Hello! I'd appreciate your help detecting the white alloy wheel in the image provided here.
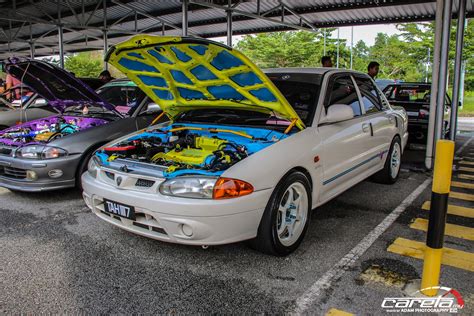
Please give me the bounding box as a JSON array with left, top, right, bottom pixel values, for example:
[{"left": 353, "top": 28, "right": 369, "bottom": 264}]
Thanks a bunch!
[
  {"left": 276, "top": 182, "right": 309, "bottom": 247},
  {"left": 390, "top": 142, "right": 401, "bottom": 179}
]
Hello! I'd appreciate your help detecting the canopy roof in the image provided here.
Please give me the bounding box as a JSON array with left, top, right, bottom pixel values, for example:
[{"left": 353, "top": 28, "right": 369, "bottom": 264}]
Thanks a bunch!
[{"left": 0, "top": 0, "right": 472, "bottom": 59}]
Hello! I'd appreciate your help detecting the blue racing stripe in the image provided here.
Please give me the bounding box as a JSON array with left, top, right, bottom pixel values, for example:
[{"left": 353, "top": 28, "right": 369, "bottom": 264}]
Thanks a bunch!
[{"left": 323, "top": 150, "right": 388, "bottom": 185}]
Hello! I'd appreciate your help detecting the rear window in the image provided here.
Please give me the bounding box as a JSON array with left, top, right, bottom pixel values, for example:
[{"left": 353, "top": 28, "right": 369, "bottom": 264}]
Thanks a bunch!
[
  {"left": 386, "top": 85, "right": 431, "bottom": 103},
  {"left": 267, "top": 73, "right": 322, "bottom": 125}
]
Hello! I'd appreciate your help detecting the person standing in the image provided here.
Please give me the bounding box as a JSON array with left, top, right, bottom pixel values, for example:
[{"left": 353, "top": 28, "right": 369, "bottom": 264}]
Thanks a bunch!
[
  {"left": 5, "top": 73, "right": 21, "bottom": 100},
  {"left": 367, "top": 61, "right": 380, "bottom": 79},
  {"left": 321, "top": 56, "right": 333, "bottom": 67}
]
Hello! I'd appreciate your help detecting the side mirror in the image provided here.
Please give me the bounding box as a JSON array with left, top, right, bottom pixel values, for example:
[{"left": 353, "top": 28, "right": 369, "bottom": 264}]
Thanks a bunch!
[
  {"left": 459, "top": 101, "right": 462, "bottom": 108},
  {"left": 145, "top": 103, "right": 161, "bottom": 114},
  {"left": 320, "top": 104, "right": 354, "bottom": 124}
]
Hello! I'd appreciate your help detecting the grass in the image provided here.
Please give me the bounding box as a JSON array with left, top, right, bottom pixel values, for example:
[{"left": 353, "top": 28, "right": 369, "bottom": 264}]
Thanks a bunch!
[{"left": 460, "top": 94, "right": 474, "bottom": 117}]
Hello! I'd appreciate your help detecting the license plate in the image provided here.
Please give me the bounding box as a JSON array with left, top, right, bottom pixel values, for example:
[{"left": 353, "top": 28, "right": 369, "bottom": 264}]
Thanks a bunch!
[
  {"left": 407, "top": 111, "right": 419, "bottom": 117},
  {"left": 103, "top": 199, "right": 136, "bottom": 220}
]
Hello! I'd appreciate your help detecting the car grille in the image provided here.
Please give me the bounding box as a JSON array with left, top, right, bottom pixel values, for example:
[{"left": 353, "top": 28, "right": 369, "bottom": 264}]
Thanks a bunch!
[
  {"left": 135, "top": 178, "right": 155, "bottom": 188},
  {"left": 0, "top": 166, "right": 27, "bottom": 179}
]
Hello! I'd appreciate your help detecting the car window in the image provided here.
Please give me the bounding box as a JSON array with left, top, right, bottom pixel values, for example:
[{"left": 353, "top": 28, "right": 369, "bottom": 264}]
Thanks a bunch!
[
  {"left": 354, "top": 76, "right": 383, "bottom": 114},
  {"left": 387, "top": 85, "right": 431, "bottom": 103},
  {"left": 96, "top": 84, "right": 141, "bottom": 115},
  {"left": 325, "top": 75, "right": 361, "bottom": 117}
]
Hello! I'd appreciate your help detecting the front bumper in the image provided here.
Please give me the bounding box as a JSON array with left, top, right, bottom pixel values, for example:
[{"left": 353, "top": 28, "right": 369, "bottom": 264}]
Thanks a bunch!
[
  {"left": 82, "top": 172, "right": 272, "bottom": 246},
  {"left": 0, "top": 154, "right": 81, "bottom": 192}
]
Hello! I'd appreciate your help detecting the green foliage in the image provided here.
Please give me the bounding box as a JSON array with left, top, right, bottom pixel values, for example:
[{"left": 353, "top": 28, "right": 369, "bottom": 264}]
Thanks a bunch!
[
  {"left": 235, "top": 29, "right": 347, "bottom": 68},
  {"left": 64, "top": 52, "right": 103, "bottom": 77},
  {"left": 235, "top": 20, "right": 473, "bottom": 92}
]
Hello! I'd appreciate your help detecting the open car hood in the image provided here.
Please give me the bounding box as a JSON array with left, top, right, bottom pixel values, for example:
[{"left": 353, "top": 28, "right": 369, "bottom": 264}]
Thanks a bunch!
[
  {"left": 4, "top": 59, "right": 117, "bottom": 114},
  {"left": 105, "top": 35, "right": 304, "bottom": 129}
]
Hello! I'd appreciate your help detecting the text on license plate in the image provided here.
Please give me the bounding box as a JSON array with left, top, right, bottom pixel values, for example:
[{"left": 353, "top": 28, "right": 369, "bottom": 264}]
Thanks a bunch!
[{"left": 103, "top": 199, "right": 136, "bottom": 220}]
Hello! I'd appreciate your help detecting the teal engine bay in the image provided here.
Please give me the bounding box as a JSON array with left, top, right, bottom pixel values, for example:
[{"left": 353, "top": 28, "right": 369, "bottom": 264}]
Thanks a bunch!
[{"left": 95, "top": 123, "right": 289, "bottom": 178}]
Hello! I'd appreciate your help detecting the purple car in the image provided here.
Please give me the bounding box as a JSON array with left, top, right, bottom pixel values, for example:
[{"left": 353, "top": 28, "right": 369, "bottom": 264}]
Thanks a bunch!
[{"left": 0, "top": 59, "right": 163, "bottom": 192}]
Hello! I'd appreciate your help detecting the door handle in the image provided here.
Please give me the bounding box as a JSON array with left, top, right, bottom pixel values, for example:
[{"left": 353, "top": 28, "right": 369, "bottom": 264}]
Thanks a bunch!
[{"left": 362, "top": 123, "right": 371, "bottom": 133}]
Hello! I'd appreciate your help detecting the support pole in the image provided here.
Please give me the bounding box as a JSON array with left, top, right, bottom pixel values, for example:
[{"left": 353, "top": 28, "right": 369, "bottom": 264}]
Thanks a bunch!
[
  {"left": 425, "top": 0, "right": 445, "bottom": 170},
  {"left": 434, "top": 0, "right": 452, "bottom": 143},
  {"left": 29, "top": 42, "right": 35, "bottom": 59},
  {"left": 58, "top": 25, "right": 64, "bottom": 68},
  {"left": 323, "top": 30, "right": 326, "bottom": 56},
  {"left": 336, "top": 28, "right": 339, "bottom": 68},
  {"left": 449, "top": 0, "right": 467, "bottom": 141},
  {"left": 421, "top": 140, "right": 454, "bottom": 296},
  {"left": 226, "top": 0, "right": 232, "bottom": 46},
  {"left": 182, "top": 0, "right": 188, "bottom": 36},
  {"left": 103, "top": 0, "right": 108, "bottom": 70},
  {"left": 350, "top": 26, "right": 353, "bottom": 69},
  {"left": 57, "top": 0, "right": 64, "bottom": 68}
]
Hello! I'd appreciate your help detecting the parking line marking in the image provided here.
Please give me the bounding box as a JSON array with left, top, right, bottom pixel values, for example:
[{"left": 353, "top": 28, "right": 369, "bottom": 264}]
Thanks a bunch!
[
  {"left": 460, "top": 160, "right": 474, "bottom": 166},
  {"left": 294, "top": 179, "right": 431, "bottom": 314},
  {"left": 422, "top": 201, "right": 474, "bottom": 218},
  {"left": 456, "top": 136, "right": 473, "bottom": 155},
  {"left": 326, "top": 308, "right": 353, "bottom": 316},
  {"left": 458, "top": 174, "right": 474, "bottom": 180},
  {"left": 459, "top": 166, "right": 474, "bottom": 173},
  {"left": 449, "top": 191, "right": 474, "bottom": 201},
  {"left": 410, "top": 218, "right": 474, "bottom": 241},
  {"left": 451, "top": 181, "right": 474, "bottom": 190},
  {"left": 387, "top": 238, "right": 474, "bottom": 272}
]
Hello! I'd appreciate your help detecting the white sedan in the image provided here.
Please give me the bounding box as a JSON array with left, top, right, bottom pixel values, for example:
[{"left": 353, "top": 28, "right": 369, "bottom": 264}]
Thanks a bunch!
[{"left": 82, "top": 35, "right": 408, "bottom": 256}]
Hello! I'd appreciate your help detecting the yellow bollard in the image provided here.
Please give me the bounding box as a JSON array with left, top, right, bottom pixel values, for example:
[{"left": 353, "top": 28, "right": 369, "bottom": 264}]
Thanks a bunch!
[{"left": 421, "top": 140, "right": 455, "bottom": 296}]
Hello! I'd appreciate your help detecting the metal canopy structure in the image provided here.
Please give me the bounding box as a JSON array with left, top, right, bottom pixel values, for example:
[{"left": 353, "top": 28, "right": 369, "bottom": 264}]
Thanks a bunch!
[{"left": 0, "top": 0, "right": 473, "bottom": 59}]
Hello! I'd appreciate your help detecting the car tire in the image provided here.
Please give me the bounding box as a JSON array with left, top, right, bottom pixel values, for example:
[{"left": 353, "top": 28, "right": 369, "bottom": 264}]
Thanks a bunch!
[
  {"left": 372, "top": 136, "right": 402, "bottom": 184},
  {"left": 248, "top": 171, "right": 312, "bottom": 256},
  {"left": 75, "top": 148, "right": 98, "bottom": 191}
]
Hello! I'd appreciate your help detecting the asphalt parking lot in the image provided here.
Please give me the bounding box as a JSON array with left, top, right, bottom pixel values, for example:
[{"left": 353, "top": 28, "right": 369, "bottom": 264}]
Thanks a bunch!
[{"left": 1, "top": 134, "right": 473, "bottom": 314}]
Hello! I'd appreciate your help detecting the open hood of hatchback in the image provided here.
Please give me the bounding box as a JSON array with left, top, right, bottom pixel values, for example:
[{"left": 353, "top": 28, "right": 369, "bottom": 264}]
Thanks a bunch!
[
  {"left": 4, "top": 59, "right": 117, "bottom": 113},
  {"left": 105, "top": 35, "right": 304, "bottom": 129}
]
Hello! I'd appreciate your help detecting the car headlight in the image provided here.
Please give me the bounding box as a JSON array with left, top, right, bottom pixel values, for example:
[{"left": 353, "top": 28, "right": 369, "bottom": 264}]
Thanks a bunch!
[
  {"left": 159, "top": 177, "right": 253, "bottom": 199},
  {"left": 16, "top": 145, "right": 67, "bottom": 159},
  {"left": 87, "top": 156, "right": 99, "bottom": 178},
  {"left": 159, "top": 177, "right": 217, "bottom": 199}
]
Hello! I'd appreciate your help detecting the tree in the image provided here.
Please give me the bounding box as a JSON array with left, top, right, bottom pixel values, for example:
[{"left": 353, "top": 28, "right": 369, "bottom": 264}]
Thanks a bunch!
[
  {"left": 235, "top": 29, "right": 350, "bottom": 68},
  {"left": 64, "top": 51, "right": 103, "bottom": 77}
]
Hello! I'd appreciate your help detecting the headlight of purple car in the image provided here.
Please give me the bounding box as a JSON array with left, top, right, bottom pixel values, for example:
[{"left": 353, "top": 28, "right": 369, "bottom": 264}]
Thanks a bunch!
[{"left": 16, "top": 145, "right": 68, "bottom": 159}]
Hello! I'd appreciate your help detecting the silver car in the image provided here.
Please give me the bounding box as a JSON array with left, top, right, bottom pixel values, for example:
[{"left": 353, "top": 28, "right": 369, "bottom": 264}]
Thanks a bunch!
[{"left": 0, "top": 60, "right": 163, "bottom": 192}]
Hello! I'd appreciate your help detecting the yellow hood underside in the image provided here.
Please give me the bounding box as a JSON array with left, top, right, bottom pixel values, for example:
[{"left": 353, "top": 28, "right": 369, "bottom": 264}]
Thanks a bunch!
[{"left": 105, "top": 35, "right": 304, "bottom": 129}]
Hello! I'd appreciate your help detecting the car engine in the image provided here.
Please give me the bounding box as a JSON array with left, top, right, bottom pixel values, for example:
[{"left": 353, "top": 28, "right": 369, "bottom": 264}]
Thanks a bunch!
[
  {"left": 0, "top": 115, "right": 108, "bottom": 146},
  {"left": 97, "top": 124, "right": 288, "bottom": 177}
]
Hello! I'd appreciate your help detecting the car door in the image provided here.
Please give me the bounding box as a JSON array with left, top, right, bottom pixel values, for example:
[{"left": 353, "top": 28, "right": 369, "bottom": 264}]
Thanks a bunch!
[
  {"left": 318, "top": 74, "right": 373, "bottom": 201},
  {"left": 353, "top": 75, "right": 394, "bottom": 169}
]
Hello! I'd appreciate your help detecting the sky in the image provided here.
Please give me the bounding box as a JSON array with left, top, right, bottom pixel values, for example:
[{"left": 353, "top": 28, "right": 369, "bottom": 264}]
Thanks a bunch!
[{"left": 212, "top": 23, "right": 401, "bottom": 47}]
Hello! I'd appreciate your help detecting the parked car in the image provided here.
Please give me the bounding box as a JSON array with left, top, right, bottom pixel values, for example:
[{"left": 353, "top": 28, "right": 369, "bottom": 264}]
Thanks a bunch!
[
  {"left": 0, "top": 77, "right": 107, "bottom": 130},
  {"left": 82, "top": 35, "right": 408, "bottom": 255},
  {"left": 375, "top": 79, "right": 402, "bottom": 91},
  {"left": 383, "top": 82, "right": 450, "bottom": 143},
  {"left": 0, "top": 59, "right": 163, "bottom": 192}
]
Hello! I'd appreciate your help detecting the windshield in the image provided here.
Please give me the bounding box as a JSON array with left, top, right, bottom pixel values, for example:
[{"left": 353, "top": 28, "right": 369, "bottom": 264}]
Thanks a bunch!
[
  {"left": 96, "top": 83, "right": 143, "bottom": 115},
  {"left": 268, "top": 73, "right": 322, "bottom": 126},
  {"left": 176, "top": 73, "right": 322, "bottom": 129}
]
